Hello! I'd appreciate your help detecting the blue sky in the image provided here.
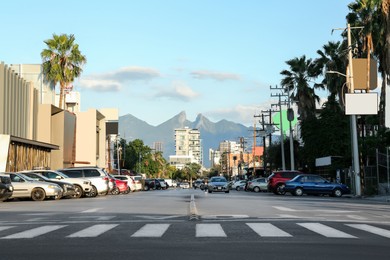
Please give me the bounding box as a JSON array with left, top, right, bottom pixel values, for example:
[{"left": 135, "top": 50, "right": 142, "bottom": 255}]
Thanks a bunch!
[{"left": 1, "top": 0, "right": 352, "bottom": 127}]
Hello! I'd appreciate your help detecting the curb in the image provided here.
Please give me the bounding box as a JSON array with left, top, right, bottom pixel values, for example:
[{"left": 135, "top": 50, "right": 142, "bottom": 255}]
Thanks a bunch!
[{"left": 189, "top": 194, "right": 199, "bottom": 220}]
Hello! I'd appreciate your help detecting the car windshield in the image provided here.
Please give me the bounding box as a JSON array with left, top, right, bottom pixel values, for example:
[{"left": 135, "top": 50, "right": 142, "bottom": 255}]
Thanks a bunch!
[
  {"left": 211, "top": 177, "right": 226, "bottom": 182},
  {"left": 55, "top": 171, "right": 70, "bottom": 178}
]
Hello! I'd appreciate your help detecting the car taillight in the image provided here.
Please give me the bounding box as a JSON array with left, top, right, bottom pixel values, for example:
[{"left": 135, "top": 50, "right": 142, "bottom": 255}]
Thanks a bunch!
[{"left": 103, "top": 177, "right": 108, "bottom": 181}]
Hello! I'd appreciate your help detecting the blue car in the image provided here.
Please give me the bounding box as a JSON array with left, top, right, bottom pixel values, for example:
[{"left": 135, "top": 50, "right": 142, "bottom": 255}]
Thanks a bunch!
[{"left": 284, "top": 174, "right": 350, "bottom": 197}]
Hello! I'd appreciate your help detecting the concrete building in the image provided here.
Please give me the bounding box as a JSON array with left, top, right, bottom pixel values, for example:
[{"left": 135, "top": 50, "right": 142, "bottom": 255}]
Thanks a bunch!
[
  {"left": 0, "top": 62, "right": 118, "bottom": 172},
  {"left": 170, "top": 127, "right": 202, "bottom": 169}
]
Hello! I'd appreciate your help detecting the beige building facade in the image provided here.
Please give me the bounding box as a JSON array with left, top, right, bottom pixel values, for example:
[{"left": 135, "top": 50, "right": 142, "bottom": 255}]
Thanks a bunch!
[{"left": 0, "top": 62, "right": 118, "bottom": 172}]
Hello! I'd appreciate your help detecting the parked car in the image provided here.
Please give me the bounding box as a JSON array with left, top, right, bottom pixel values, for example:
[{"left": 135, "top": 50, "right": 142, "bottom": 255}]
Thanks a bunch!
[
  {"left": 0, "top": 173, "right": 13, "bottom": 201},
  {"left": 247, "top": 178, "right": 268, "bottom": 192},
  {"left": 57, "top": 167, "right": 110, "bottom": 197},
  {"left": 267, "top": 171, "right": 302, "bottom": 195},
  {"left": 179, "top": 182, "right": 190, "bottom": 189},
  {"left": 5, "top": 172, "right": 63, "bottom": 201},
  {"left": 143, "top": 179, "right": 156, "bottom": 191},
  {"left": 113, "top": 175, "right": 136, "bottom": 192},
  {"left": 156, "top": 179, "right": 167, "bottom": 190},
  {"left": 207, "top": 176, "right": 229, "bottom": 193},
  {"left": 231, "top": 180, "right": 247, "bottom": 191},
  {"left": 27, "top": 169, "right": 93, "bottom": 198},
  {"left": 109, "top": 174, "right": 130, "bottom": 194},
  {"left": 21, "top": 172, "right": 77, "bottom": 198},
  {"left": 284, "top": 174, "right": 351, "bottom": 197},
  {"left": 132, "top": 176, "right": 143, "bottom": 190}
]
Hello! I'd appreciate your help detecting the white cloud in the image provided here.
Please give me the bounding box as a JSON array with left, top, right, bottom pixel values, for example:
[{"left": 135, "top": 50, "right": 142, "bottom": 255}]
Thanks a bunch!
[
  {"left": 78, "top": 78, "right": 121, "bottom": 92},
  {"left": 206, "top": 100, "right": 275, "bottom": 126},
  {"left": 191, "top": 70, "right": 241, "bottom": 81},
  {"left": 154, "top": 81, "right": 200, "bottom": 102},
  {"left": 78, "top": 66, "right": 161, "bottom": 91}
]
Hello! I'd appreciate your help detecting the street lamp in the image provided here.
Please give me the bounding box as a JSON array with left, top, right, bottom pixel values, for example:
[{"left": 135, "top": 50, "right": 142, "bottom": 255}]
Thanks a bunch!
[{"left": 326, "top": 24, "right": 363, "bottom": 196}]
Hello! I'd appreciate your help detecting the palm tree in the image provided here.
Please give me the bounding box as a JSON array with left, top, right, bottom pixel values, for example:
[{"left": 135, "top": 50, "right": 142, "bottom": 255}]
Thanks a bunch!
[
  {"left": 314, "top": 41, "right": 348, "bottom": 105},
  {"left": 280, "top": 55, "right": 322, "bottom": 121},
  {"left": 347, "top": 0, "right": 389, "bottom": 127},
  {"left": 41, "top": 33, "right": 87, "bottom": 109}
]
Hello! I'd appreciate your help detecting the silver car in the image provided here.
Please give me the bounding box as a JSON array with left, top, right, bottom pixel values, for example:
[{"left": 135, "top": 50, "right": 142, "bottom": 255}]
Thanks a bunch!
[
  {"left": 25, "top": 170, "right": 93, "bottom": 198},
  {"left": 247, "top": 178, "right": 268, "bottom": 192},
  {"left": 207, "top": 176, "right": 229, "bottom": 193},
  {"left": 6, "top": 172, "right": 63, "bottom": 201}
]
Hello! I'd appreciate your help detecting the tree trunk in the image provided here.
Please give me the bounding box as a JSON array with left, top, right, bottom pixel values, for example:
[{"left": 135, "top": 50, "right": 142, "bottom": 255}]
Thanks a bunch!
[{"left": 59, "top": 81, "right": 65, "bottom": 109}]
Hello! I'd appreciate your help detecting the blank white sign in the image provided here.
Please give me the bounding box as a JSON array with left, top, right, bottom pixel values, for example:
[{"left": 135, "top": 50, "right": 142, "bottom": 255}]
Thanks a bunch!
[{"left": 345, "top": 93, "right": 378, "bottom": 115}]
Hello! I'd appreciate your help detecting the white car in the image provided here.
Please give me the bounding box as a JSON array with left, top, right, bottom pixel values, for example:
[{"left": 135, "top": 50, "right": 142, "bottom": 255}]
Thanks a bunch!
[
  {"left": 180, "top": 182, "right": 190, "bottom": 189},
  {"left": 26, "top": 170, "right": 93, "bottom": 198},
  {"left": 6, "top": 172, "right": 63, "bottom": 201},
  {"left": 112, "top": 175, "right": 142, "bottom": 191},
  {"left": 231, "top": 180, "right": 247, "bottom": 190}
]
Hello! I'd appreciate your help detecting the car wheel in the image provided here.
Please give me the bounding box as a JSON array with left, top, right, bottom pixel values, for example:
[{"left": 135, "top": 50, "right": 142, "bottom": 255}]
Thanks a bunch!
[
  {"left": 208, "top": 190, "right": 212, "bottom": 193},
  {"left": 87, "top": 186, "right": 98, "bottom": 197},
  {"left": 294, "top": 187, "right": 304, "bottom": 196},
  {"left": 52, "top": 194, "right": 62, "bottom": 200},
  {"left": 236, "top": 187, "right": 241, "bottom": 191},
  {"left": 123, "top": 186, "right": 131, "bottom": 194},
  {"left": 276, "top": 184, "right": 286, "bottom": 195},
  {"left": 31, "top": 188, "right": 45, "bottom": 201},
  {"left": 111, "top": 187, "right": 120, "bottom": 195},
  {"left": 253, "top": 186, "right": 260, "bottom": 193},
  {"left": 144, "top": 185, "right": 150, "bottom": 191},
  {"left": 333, "top": 188, "right": 342, "bottom": 197},
  {"left": 73, "top": 185, "right": 83, "bottom": 199}
]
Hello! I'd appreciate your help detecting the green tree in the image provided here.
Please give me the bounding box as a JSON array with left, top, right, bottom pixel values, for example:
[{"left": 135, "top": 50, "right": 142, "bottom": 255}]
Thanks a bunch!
[
  {"left": 280, "top": 55, "right": 322, "bottom": 121},
  {"left": 315, "top": 41, "right": 348, "bottom": 104},
  {"left": 41, "top": 33, "right": 87, "bottom": 109}
]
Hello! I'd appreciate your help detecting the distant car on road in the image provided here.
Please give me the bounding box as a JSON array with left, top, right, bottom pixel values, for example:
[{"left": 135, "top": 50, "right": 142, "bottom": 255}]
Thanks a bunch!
[
  {"left": 284, "top": 174, "right": 351, "bottom": 197},
  {"left": 207, "top": 176, "right": 229, "bottom": 193}
]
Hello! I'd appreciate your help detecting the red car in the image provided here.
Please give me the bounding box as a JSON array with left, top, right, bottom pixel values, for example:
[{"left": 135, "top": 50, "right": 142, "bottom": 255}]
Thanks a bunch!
[
  {"left": 109, "top": 175, "right": 130, "bottom": 194},
  {"left": 267, "top": 171, "right": 302, "bottom": 195}
]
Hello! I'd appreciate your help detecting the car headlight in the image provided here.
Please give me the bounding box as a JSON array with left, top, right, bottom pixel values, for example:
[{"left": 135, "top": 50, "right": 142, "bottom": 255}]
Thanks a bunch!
[{"left": 48, "top": 184, "right": 60, "bottom": 189}]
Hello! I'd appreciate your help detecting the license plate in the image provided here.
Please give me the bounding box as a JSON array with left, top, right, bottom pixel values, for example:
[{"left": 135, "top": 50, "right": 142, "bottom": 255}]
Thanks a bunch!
[{"left": 218, "top": 187, "right": 222, "bottom": 190}]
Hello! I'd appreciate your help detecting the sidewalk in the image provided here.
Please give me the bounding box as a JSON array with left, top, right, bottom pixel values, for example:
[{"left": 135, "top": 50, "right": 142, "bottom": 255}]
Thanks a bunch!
[{"left": 346, "top": 194, "right": 390, "bottom": 203}]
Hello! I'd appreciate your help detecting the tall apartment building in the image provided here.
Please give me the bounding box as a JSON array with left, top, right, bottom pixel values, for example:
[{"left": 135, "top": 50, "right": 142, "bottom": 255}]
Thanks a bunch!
[{"left": 169, "top": 127, "right": 202, "bottom": 169}]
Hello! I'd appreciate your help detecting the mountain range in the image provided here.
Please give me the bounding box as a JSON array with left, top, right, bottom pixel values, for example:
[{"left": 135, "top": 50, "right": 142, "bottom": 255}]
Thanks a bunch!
[{"left": 118, "top": 111, "right": 257, "bottom": 167}]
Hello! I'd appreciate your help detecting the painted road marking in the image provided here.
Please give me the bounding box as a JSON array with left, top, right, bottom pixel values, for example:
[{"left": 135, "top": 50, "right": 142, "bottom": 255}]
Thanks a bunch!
[{"left": 131, "top": 224, "right": 170, "bottom": 237}]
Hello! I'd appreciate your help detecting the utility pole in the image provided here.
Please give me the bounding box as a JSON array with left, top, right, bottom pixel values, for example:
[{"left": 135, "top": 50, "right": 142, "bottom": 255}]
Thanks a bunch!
[
  {"left": 270, "top": 85, "right": 288, "bottom": 170},
  {"left": 347, "top": 23, "right": 361, "bottom": 196},
  {"left": 331, "top": 24, "right": 363, "bottom": 196}
]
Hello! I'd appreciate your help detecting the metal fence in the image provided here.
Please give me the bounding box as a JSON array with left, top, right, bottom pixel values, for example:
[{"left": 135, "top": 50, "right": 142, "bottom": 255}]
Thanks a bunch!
[{"left": 375, "top": 149, "right": 390, "bottom": 195}]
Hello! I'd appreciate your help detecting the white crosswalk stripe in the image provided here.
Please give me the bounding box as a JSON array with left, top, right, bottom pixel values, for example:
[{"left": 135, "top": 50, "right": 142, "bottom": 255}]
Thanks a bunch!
[
  {"left": 0, "top": 226, "right": 14, "bottom": 232},
  {"left": 1, "top": 225, "right": 67, "bottom": 239},
  {"left": 247, "top": 223, "right": 292, "bottom": 237},
  {"left": 0, "top": 222, "right": 389, "bottom": 239},
  {"left": 196, "top": 224, "right": 226, "bottom": 237},
  {"left": 346, "top": 224, "right": 390, "bottom": 238},
  {"left": 131, "top": 224, "right": 170, "bottom": 237},
  {"left": 67, "top": 224, "right": 118, "bottom": 238},
  {"left": 298, "top": 223, "right": 357, "bottom": 238}
]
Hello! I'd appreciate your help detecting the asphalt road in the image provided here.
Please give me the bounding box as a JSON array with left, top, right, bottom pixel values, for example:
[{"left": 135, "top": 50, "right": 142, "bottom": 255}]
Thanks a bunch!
[{"left": 0, "top": 188, "right": 389, "bottom": 260}]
